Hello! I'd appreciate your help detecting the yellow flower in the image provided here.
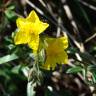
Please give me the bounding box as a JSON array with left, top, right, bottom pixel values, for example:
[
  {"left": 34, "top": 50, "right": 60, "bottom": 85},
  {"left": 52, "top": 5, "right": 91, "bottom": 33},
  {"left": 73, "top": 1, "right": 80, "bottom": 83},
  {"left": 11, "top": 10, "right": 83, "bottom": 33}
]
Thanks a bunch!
[
  {"left": 43, "top": 36, "right": 68, "bottom": 70},
  {"left": 14, "top": 10, "right": 49, "bottom": 53}
]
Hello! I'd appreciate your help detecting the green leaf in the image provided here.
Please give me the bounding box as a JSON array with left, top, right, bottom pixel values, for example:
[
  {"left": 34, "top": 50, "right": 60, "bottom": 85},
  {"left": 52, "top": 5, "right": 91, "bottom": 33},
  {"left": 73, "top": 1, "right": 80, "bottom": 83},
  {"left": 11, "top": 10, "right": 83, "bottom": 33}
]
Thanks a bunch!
[
  {"left": 67, "top": 66, "right": 83, "bottom": 73},
  {"left": 27, "top": 81, "right": 36, "bottom": 96},
  {"left": 5, "top": 10, "right": 16, "bottom": 19},
  {"left": 11, "top": 65, "right": 22, "bottom": 74},
  {"left": 92, "top": 72, "right": 96, "bottom": 83},
  {"left": 38, "top": 49, "right": 45, "bottom": 66},
  {"left": 21, "top": 66, "right": 29, "bottom": 77},
  {"left": 88, "top": 65, "right": 96, "bottom": 83},
  {"left": 4, "top": 5, "right": 16, "bottom": 19},
  {"left": 7, "top": 5, "right": 15, "bottom": 10},
  {"left": 0, "top": 54, "right": 18, "bottom": 64},
  {"left": 0, "top": 69, "right": 10, "bottom": 80}
]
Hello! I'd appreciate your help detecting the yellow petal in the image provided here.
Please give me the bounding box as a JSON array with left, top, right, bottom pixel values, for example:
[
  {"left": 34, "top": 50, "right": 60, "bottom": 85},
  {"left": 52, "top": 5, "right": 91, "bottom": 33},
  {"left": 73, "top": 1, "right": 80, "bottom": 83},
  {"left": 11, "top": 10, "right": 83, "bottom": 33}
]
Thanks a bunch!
[
  {"left": 16, "top": 18, "right": 25, "bottom": 29},
  {"left": 43, "top": 50, "right": 68, "bottom": 70},
  {"left": 44, "top": 37, "right": 55, "bottom": 48},
  {"left": 37, "top": 21, "right": 49, "bottom": 34},
  {"left": 26, "top": 10, "right": 49, "bottom": 34},
  {"left": 43, "top": 56, "right": 56, "bottom": 70},
  {"left": 30, "top": 20, "right": 49, "bottom": 34},
  {"left": 14, "top": 31, "right": 31, "bottom": 45},
  {"left": 28, "top": 34, "right": 39, "bottom": 53},
  {"left": 26, "top": 10, "right": 39, "bottom": 22},
  {"left": 45, "top": 36, "right": 68, "bottom": 49},
  {"left": 57, "top": 51, "right": 68, "bottom": 64},
  {"left": 16, "top": 18, "right": 33, "bottom": 32},
  {"left": 57, "top": 36, "right": 68, "bottom": 49}
]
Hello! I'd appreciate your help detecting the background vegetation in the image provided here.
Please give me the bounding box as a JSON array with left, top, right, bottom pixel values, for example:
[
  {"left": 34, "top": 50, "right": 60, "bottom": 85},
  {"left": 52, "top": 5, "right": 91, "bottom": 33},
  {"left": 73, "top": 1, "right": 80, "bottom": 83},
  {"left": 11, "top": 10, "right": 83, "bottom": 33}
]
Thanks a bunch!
[{"left": 0, "top": 0, "right": 96, "bottom": 96}]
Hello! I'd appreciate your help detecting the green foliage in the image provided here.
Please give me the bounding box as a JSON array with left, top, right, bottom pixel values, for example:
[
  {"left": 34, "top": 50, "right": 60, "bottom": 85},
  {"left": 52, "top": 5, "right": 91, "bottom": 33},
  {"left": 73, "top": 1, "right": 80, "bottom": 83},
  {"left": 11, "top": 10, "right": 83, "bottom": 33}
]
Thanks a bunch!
[
  {"left": 0, "top": 54, "right": 18, "bottom": 64},
  {"left": 67, "top": 66, "right": 83, "bottom": 74},
  {"left": 0, "top": 0, "right": 96, "bottom": 96},
  {"left": 5, "top": 5, "right": 16, "bottom": 20}
]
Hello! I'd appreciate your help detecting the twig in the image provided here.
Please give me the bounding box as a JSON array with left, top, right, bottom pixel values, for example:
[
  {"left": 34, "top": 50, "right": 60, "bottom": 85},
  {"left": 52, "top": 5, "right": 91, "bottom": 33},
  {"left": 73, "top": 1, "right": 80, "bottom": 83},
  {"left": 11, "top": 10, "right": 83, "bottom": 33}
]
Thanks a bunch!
[
  {"left": 78, "top": 0, "right": 96, "bottom": 11},
  {"left": 85, "top": 33, "right": 96, "bottom": 43},
  {"left": 56, "top": 17, "right": 61, "bottom": 37},
  {"left": 25, "top": 0, "right": 44, "bottom": 15}
]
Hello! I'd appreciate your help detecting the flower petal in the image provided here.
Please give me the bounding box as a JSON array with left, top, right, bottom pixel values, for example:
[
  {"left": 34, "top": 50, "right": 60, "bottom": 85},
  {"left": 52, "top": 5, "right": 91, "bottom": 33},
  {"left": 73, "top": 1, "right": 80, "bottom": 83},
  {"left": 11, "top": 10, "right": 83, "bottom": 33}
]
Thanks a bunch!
[
  {"left": 16, "top": 18, "right": 33, "bottom": 32},
  {"left": 14, "top": 31, "right": 31, "bottom": 45},
  {"left": 26, "top": 10, "right": 49, "bottom": 34},
  {"left": 57, "top": 51, "right": 68, "bottom": 64},
  {"left": 43, "top": 56, "right": 56, "bottom": 70},
  {"left": 44, "top": 50, "right": 68, "bottom": 70},
  {"left": 58, "top": 36, "right": 68, "bottom": 49},
  {"left": 28, "top": 34, "right": 39, "bottom": 53},
  {"left": 26, "top": 10, "right": 39, "bottom": 22},
  {"left": 37, "top": 21, "right": 49, "bottom": 34},
  {"left": 30, "top": 20, "right": 49, "bottom": 34},
  {"left": 16, "top": 18, "right": 25, "bottom": 29},
  {"left": 45, "top": 36, "right": 68, "bottom": 49}
]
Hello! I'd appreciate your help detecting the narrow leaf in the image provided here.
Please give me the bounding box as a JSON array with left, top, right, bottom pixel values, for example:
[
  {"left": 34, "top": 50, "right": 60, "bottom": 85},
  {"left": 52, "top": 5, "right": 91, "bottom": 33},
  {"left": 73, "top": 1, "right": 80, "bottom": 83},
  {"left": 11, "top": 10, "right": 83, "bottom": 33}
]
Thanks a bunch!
[
  {"left": 67, "top": 66, "right": 82, "bottom": 73},
  {"left": 0, "top": 54, "right": 18, "bottom": 64},
  {"left": 27, "top": 81, "right": 36, "bottom": 96}
]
